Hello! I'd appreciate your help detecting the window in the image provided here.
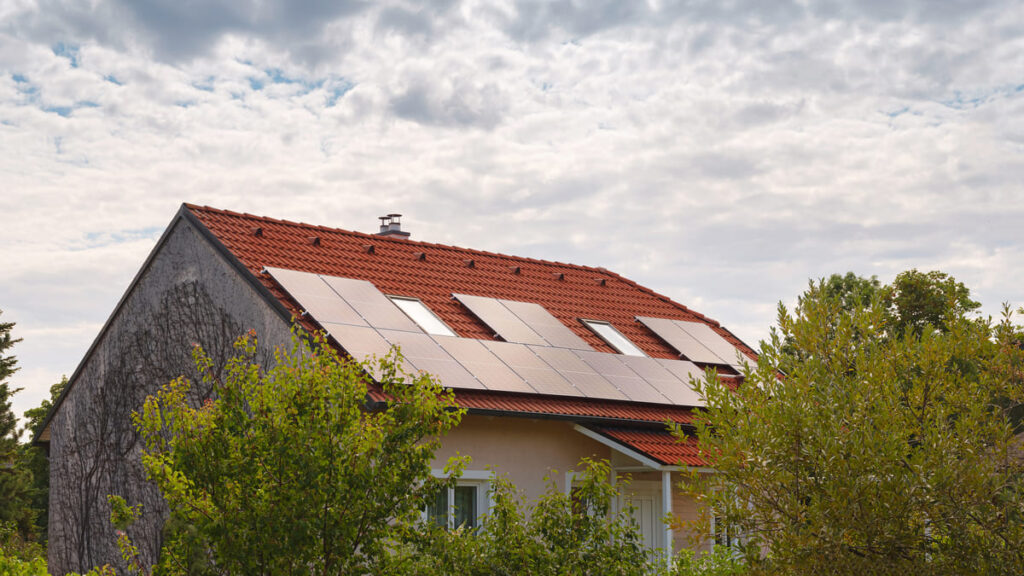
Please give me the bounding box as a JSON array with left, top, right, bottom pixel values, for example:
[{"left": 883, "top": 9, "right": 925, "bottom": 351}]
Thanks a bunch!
[
  {"left": 429, "top": 485, "right": 480, "bottom": 529},
  {"left": 581, "top": 320, "right": 646, "bottom": 356},
  {"left": 427, "top": 483, "right": 486, "bottom": 529},
  {"left": 426, "top": 470, "right": 492, "bottom": 530},
  {"left": 389, "top": 296, "right": 456, "bottom": 336},
  {"left": 712, "top": 514, "right": 743, "bottom": 551}
]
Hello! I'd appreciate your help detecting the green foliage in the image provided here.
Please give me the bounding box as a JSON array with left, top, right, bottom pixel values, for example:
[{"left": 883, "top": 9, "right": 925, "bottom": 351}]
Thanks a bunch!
[
  {"left": 387, "top": 458, "right": 656, "bottom": 576},
  {"left": 0, "top": 520, "right": 44, "bottom": 564},
  {"left": 669, "top": 547, "right": 747, "bottom": 576},
  {"left": 17, "top": 377, "right": 66, "bottom": 542},
  {"left": 0, "top": 520, "right": 116, "bottom": 576},
  {"left": 883, "top": 269, "right": 981, "bottom": 336},
  {"left": 686, "top": 271, "right": 1024, "bottom": 575},
  {"left": 0, "top": 309, "right": 36, "bottom": 542},
  {"left": 820, "top": 272, "right": 881, "bottom": 312},
  {"left": 128, "top": 328, "right": 465, "bottom": 576},
  {"left": 0, "top": 552, "right": 49, "bottom": 576}
]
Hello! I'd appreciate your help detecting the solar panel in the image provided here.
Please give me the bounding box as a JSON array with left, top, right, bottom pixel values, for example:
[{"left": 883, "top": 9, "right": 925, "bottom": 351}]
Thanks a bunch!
[
  {"left": 378, "top": 330, "right": 484, "bottom": 390},
  {"left": 500, "top": 299, "right": 593, "bottom": 350},
  {"left": 294, "top": 294, "right": 368, "bottom": 326},
  {"left": 528, "top": 346, "right": 626, "bottom": 400},
  {"left": 622, "top": 356, "right": 701, "bottom": 406},
  {"left": 434, "top": 336, "right": 534, "bottom": 393},
  {"left": 636, "top": 316, "right": 721, "bottom": 364},
  {"left": 654, "top": 358, "right": 706, "bottom": 407},
  {"left": 482, "top": 341, "right": 580, "bottom": 397},
  {"left": 676, "top": 321, "right": 743, "bottom": 366},
  {"left": 266, "top": 268, "right": 367, "bottom": 326},
  {"left": 453, "top": 294, "right": 547, "bottom": 346},
  {"left": 572, "top": 350, "right": 669, "bottom": 404},
  {"left": 319, "top": 322, "right": 412, "bottom": 380},
  {"left": 405, "top": 357, "right": 485, "bottom": 390},
  {"left": 323, "top": 276, "right": 422, "bottom": 332},
  {"left": 266, "top": 267, "right": 335, "bottom": 299}
]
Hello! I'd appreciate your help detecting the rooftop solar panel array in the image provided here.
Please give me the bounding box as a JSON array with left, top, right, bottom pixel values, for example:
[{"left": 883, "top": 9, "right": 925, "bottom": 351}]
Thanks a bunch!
[
  {"left": 499, "top": 299, "right": 593, "bottom": 350},
  {"left": 268, "top": 268, "right": 705, "bottom": 407},
  {"left": 636, "top": 316, "right": 753, "bottom": 370},
  {"left": 322, "top": 276, "right": 422, "bottom": 332},
  {"left": 454, "top": 293, "right": 594, "bottom": 351},
  {"left": 453, "top": 294, "right": 547, "bottom": 346}
]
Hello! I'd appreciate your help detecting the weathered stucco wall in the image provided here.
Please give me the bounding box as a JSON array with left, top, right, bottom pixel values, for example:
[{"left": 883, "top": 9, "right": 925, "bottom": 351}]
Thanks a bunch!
[{"left": 47, "top": 217, "right": 294, "bottom": 575}]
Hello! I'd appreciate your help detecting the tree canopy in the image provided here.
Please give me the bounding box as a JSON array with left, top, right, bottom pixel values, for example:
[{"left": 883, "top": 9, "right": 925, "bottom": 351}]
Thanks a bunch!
[
  {"left": 687, "top": 271, "right": 1024, "bottom": 575},
  {"left": 122, "top": 329, "right": 466, "bottom": 576},
  {"left": 0, "top": 309, "right": 35, "bottom": 540}
]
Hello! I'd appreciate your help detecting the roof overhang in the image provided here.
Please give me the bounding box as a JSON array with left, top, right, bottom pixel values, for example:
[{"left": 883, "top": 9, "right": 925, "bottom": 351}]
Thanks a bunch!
[{"left": 574, "top": 423, "right": 679, "bottom": 471}]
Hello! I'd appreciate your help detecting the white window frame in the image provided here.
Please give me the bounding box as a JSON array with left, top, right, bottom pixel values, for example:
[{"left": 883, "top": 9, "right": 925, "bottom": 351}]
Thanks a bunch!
[
  {"left": 426, "top": 469, "right": 494, "bottom": 529},
  {"left": 389, "top": 296, "right": 457, "bottom": 336},
  {"left": 580, "top": 319, "right": 647, "bottom": 356}
]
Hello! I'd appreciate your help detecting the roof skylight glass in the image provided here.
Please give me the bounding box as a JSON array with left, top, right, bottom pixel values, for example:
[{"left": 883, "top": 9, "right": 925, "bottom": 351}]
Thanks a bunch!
[
  {"left": 581, "top": 320, "right": 646, "bottom": 357},
  {"left": 389, "top": 296, "right": 457, "bottom": 337}
]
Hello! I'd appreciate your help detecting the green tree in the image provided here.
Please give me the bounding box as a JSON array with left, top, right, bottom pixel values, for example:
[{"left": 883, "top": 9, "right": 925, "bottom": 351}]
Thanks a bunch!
[
  {"left": 883, "top": 269, "right": 981, "bottom": 336},
  {"left": 0, "top": 309, "right": 34, "bottom": 540},
  {"left": 686, "top": 273, "right": 1024, "bottom": 575},
  {"left": 821, "top": 272, "right": 881, "bottom": 312},
  {"left": 124, "top": 329, "right": 465, "bottom": 576},
  {"left": 18, "top": 377, "right": 67, "bottom": 542},
  {"left": 387, "top": 458, "right": 657, "bottom": 576}
]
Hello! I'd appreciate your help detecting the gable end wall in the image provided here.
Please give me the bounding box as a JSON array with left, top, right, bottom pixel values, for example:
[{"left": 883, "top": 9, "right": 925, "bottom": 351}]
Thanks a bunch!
[{"left": 47, "top": 216, "right": 293, "bottom": 575}]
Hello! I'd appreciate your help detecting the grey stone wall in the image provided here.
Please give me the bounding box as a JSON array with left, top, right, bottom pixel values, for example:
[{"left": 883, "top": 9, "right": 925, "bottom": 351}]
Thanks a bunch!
[{"left": 47, "top": 218, "right": 293, "bottom": 575}]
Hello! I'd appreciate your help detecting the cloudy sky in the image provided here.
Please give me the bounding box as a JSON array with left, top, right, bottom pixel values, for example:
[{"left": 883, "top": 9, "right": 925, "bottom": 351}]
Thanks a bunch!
[{"left": 1, "top": 0, "right": 1023, "bottom": 421}]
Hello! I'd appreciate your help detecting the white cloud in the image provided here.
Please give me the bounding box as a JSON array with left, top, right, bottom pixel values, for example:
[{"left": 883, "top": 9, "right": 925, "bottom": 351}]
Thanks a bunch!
[{"left": 1, "top": 0, "right": 1023, "bottom": 420}]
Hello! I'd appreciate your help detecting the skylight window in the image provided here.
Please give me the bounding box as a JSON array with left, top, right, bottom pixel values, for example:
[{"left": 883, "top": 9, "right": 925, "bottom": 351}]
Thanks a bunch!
[
  {"left": 581, "top": 320, "right": 646, "bottom": 357},
  {"left": 389, "top": 296, "right": 456, "bottom": 337}
]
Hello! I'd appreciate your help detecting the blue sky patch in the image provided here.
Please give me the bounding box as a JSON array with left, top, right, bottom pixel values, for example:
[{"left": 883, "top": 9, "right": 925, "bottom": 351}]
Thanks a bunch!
[
  {"left": 193, "top": 77, "right": 215, "bottom": 92},
  {"left": 267, "top": 68, "right": 299, "bottom": 85},
  {"left": 326, "top": 80, "right": 356, "bottom": 107},
  {"left": 52, "top": 43, "right": 80, "bottom": 68},
  {"left": 46, "top": 106, "right": 72, "bottom": 117},
  {"left": 44, "top": 101, "right": 100, "bottom": 117}
]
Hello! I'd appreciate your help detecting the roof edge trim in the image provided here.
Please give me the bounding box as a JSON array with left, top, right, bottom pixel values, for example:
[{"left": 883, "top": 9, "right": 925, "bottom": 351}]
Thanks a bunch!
[
  {"left": 465, "top": 407, "right": 696, "bottom": 429},
  {"left": 573, "top": 423, "right": 676, "bottom": 470},
  {"left": 179, "top": 206, "right": 297, "bottom": 330}
]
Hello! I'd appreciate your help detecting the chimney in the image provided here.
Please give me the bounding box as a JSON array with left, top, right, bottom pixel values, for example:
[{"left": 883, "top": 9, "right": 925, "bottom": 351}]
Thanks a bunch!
[{"left": 376, "top": 213, "right": 410, "bottom": 239}]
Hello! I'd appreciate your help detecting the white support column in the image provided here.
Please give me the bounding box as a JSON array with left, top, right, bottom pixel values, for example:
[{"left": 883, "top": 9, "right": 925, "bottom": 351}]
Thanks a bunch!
[
  {"left": 610, "top": 465, "right": 618, "bottom": 514},
  {"left": 662, "top": 470, "right": 673, "bottom": 560}
]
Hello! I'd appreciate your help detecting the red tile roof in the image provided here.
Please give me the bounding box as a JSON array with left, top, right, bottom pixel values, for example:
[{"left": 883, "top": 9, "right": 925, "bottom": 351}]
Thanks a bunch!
[
  {"left": 185, "top": 204, "right": 754, "bottom": 425},
  {"left": 594, "top": 426, "right": 706, "bottom": 467}
]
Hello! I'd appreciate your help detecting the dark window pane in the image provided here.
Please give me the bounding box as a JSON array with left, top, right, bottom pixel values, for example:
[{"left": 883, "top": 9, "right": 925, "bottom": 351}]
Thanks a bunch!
[
  {"left": 454, "top": 485, "right": 477, "bottom": 528},
  {"left": 428, "top": 489, "right": 448, "bottom": 528}
]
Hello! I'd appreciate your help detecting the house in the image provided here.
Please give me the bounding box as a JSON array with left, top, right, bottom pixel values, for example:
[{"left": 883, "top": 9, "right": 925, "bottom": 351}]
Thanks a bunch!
[{"left": 38, "top": 205, "right": 756, "bottom": 574}]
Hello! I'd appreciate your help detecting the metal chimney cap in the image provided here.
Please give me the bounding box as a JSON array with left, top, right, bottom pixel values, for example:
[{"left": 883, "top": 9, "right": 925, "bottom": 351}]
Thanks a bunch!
[{"left": 376, "top": 214, "right": 411, "bottom": 238}]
